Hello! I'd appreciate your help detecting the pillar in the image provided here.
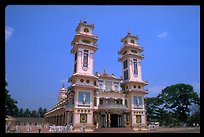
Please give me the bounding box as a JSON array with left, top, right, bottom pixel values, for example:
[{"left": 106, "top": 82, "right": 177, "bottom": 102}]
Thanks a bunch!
[
  {"left": 108, "top": 112, "right": 111, "bottom": 127},
  {"left": 105, "top": 113, "right": 107, "bottom": 127},
  {"left": 124, "top": 113, "right": 126, "bottom": 127}
]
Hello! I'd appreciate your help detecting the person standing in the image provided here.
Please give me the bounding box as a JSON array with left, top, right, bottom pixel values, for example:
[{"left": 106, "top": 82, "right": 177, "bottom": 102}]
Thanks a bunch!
[
  {"left": 38, "top": 124, "right": 42, "bottom": 133},
  {"left": 26, "top": 124, "right": 29, "bottom": 132},
  {"left": 29, "top": 124, "right": 32, "bottom": 132}
]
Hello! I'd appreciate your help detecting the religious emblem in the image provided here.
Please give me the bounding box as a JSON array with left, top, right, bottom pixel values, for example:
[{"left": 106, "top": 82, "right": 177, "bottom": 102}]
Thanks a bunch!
[
  {"left": 136, "top": 115, "right": 141, "bottom": 123},
  {"left": 80, "top": 114, "right": 87, "bottom": 123}
]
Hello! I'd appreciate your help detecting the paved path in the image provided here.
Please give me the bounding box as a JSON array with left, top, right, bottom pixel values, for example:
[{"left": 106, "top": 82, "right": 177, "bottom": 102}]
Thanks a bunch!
[{"left": 6, "top": 125, "right": 200, "bottom": 133}]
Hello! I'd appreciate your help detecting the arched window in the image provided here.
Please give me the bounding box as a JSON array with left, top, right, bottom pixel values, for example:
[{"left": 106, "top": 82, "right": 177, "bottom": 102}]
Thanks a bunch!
[
  {"left": 133, "top": 59, "right": 138, "bottom": 75},
  {"left": 83, "top": 50, "right": 88, "bottom": 68}
]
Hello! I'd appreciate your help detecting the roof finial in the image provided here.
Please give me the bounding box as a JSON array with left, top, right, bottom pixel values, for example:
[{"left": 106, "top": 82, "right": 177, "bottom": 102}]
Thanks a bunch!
[
  {"left": 84, "top": 19, "right": 87, "bottom": 24},
  {"left": 62, "top": 83, "right": 64, "bottom": 88},
  {"left": 127, "top": 24, "right": 131, "bottom": 35},
  {"left": 104, "top": 68, "right": 107, "bottom": 75}
]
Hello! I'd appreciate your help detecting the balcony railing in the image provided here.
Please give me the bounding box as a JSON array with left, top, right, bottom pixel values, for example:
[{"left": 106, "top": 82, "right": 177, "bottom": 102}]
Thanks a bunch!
[
  {"left": 98, "top": 104, "right": 127, "bottom": 109},
  {"left": 133, "top": 105, "right": 143, "bottom": 109},
  {"left": 75, "top": 42, "right": 98, "bottom": 47}
]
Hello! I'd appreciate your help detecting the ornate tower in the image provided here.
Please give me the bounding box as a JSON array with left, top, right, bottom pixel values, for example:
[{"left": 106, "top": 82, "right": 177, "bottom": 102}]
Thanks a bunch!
[
  {"left": 58, "top": 84, "right": 67, "bottom": 102},
  {"left": 118, "top": 32, "right": 148, "bottom": 130},
  {"left": 69, "top": 20, "right": 98, "bottom": 131}
]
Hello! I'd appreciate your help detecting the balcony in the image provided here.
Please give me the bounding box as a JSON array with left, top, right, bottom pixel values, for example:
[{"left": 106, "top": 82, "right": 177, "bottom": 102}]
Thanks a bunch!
[
  {"left": 133, "top": 105, "right": 143, "bottom": 109},
  {"left": 98, "top": 104, "right": 127, "bottom": 109}
]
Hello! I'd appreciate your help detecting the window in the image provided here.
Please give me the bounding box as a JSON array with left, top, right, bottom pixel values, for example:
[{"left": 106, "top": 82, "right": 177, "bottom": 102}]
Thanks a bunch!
[
  {"left": 84, "top": 28, "right": 89, "bottom": 33},
  {"left": 75, "top": 52, "right": 78, "bottom": 61},
  {"left": 94, "top": 97, "right": 97, "bottom": 106},
  {"left": 82, "top": 39, "right": 91, "bottom": 44},
  {"left": 133, "top": 96, "right": 143, "bottom": 107},
  {"left": 99, "top": 99, "right": 103, "bottom": 105},
  {"left": 74, "top": 62, "right": 77, "bottom": 73},
  {"left": 83, "top": 50, "right": 88, "bottom": 67},
  {"left": 123, "top": 60, "right": 128, "bottom": 69},
  {"left": 131, "top": 50, "right": 137, "bottom": 54},
  {"left": 78, "top": 92, "right": 90, "bottom": 105},
  {"left": 131, "top": 39, "right": 135, "bottom": 44},
  {"left": 114, "top": 85, "right": 119, "bottom": 91},
  {"left": 80, "top": 79, "right": 84, "bottom": 83},
  {"left": 86, "top": 79, "right": 90, "bottom": 83},
  {"left": 105, "top": 81, "right": 112, "bottom": 91},
  {"left": 124, "top": 70, "right": 128, "bottom": 80},
  {"left": 125, "top": 99, "right": 128, "bottom": 107},
  {"left": 133, "top": 59, "right": 138, "bottom": 75},
  {"left": 98, "top": 83, "right": 103, "bottom": 90}
]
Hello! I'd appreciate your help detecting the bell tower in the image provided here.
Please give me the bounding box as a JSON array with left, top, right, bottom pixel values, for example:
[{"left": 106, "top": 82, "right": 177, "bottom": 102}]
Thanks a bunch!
[
  {"left": 58, "top": 83, "right": 67, "bottom": 102},
  {"left": 69, "top": 20, "right": 98, "bottom": 131},
  {"left": 118, "top": 32, "right": 148, "bottom": 130},
  {"left": 71, "top": 19, "right": 98, "bottom": 75}
]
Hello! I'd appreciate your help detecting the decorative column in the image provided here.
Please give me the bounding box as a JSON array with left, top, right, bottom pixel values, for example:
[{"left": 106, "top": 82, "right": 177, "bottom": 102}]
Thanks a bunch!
[
  {"left": 97, "top": 97, "right": 99, "bottom": 107},
  {"left": 105, "top": 112, "right": 108, "bottom": 127},
  {"left": 97, "top": 112, "right": 100, "bottom": 128},
  {"left": 108, "top": 112, "right": 111, "bottom": 127},
  {"left": 124, "top": 113, "right": 126, "bottom": 127}
]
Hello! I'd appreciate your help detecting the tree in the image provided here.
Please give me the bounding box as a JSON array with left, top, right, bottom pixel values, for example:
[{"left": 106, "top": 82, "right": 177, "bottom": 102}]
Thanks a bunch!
[
  {"left": 38, "top": 107, "right": 44, "bottom": 118},
  {"left": 19, "top": 108, "right": 24, "bottom": 117},
  {"left": 187, "top": 101, "right": 200, "bottom": 126},
  {"left": 157, "top": 83, "right": 200, "bottom": 126},
  {"left": 145, "top": 97, "right": 176, "bottom": 126},
  {"left": 145, "top": 97, "right": 159, "bottom": 122},
  {"left": 5, "top": 81, "right": 19, "bottom": 117},
  {"left": 42, "top": 108, "right": 47, "bottom": 118},
  {"left": 24, "top": 108, "right": 31, "bottom": 117},
  {"left": 31, "top": 110, "right": 38, "bottom": 117}
]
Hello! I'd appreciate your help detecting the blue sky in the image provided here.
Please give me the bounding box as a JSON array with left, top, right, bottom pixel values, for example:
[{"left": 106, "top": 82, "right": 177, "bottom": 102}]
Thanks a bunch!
[{"left": 5, "top": 5, "right": 200, "bottom": 110}]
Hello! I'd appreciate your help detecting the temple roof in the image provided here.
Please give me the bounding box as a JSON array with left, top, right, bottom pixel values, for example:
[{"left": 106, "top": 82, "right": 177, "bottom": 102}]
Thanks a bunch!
[{"left": 95, "top": 69, "right": 122, "bottom": 81}]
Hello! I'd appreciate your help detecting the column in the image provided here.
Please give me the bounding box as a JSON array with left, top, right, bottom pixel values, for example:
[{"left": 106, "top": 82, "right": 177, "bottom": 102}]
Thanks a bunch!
[
  {"left": 122, "top": 98, "right": 125, "bottom": 105},
  {"left": 67, "top": 111, "right": 70, "bottom": 125},
  {"left": 117, "top": 115, "right": 119, "bottom": 127},
  {"left": 108, "top": 112, "right": 111, "bottom": 127},
  {"left": 124, "top": 113, "right": 126, "bottom": 127},
  {"left": 56, "top": 115, "right": 58, "bottom": 125},
  {"left": 97, "top": 97, "right": 99, "bottom": 107},
  {"left": 105, "top": 113, "right": 107, "bottom": 127},
  {"left": 98, "top": 112, "right": 100, "bottom": 128}
]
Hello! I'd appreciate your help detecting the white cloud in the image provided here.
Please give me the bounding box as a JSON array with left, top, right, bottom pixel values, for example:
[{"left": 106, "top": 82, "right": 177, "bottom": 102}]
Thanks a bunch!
[
  {"left": 157, "top": 31, "right": 168, "bottom": 38},
  {"left": 5, "top": 26, "right": 14, "bottom": 41}
]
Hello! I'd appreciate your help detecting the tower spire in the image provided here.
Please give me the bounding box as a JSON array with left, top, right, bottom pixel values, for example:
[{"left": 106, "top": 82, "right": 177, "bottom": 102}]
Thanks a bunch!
[
  {"left": 103, "top": 68, "right": 107, "bottom": 76},
  {"left": 127, "top": 24, "right": 131, "bottom": 34}
]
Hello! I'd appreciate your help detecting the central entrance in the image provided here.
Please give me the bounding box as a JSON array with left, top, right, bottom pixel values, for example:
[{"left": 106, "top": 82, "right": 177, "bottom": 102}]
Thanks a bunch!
[
  {"left": 111, "top": 114, "right": 118, "bottom": 127},
  {"left": 99, "top": 112, "right": 124, "bottom": 128}
]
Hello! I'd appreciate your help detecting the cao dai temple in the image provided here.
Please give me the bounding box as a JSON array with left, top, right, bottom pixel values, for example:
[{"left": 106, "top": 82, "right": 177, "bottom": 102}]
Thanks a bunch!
[{"left": 45, "top": 20, "right": 148, "bottom": 132}]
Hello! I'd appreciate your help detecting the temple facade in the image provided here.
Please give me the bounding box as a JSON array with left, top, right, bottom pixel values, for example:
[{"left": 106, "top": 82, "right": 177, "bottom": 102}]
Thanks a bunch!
[{"left": 45, "top": 20, "right": 148, "bottom": 132}]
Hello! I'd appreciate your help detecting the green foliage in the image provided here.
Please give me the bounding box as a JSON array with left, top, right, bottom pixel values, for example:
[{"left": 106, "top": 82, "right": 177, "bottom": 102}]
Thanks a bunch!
[
  {"left": 158, "top": 83, "right": 199, "bottom": 124},
  {"left": 5, "top": 81, "right": 19, "bottom": 117},
  {"left": 146, "top": 83, "right": 200, "bottom": 127},
  {"left": 37, "top": 107, "right": 47, "bottom": 118}
]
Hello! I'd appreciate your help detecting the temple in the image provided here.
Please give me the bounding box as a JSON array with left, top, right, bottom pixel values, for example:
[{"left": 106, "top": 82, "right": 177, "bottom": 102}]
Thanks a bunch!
[{"left": 45, "top": 20, "right": 148, "bottom": 132}]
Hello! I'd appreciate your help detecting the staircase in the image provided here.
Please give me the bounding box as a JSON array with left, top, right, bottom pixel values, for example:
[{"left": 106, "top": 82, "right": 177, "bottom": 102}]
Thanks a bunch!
[{"left": 94, "top": 127, "right": 134, "bottom": 133}]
